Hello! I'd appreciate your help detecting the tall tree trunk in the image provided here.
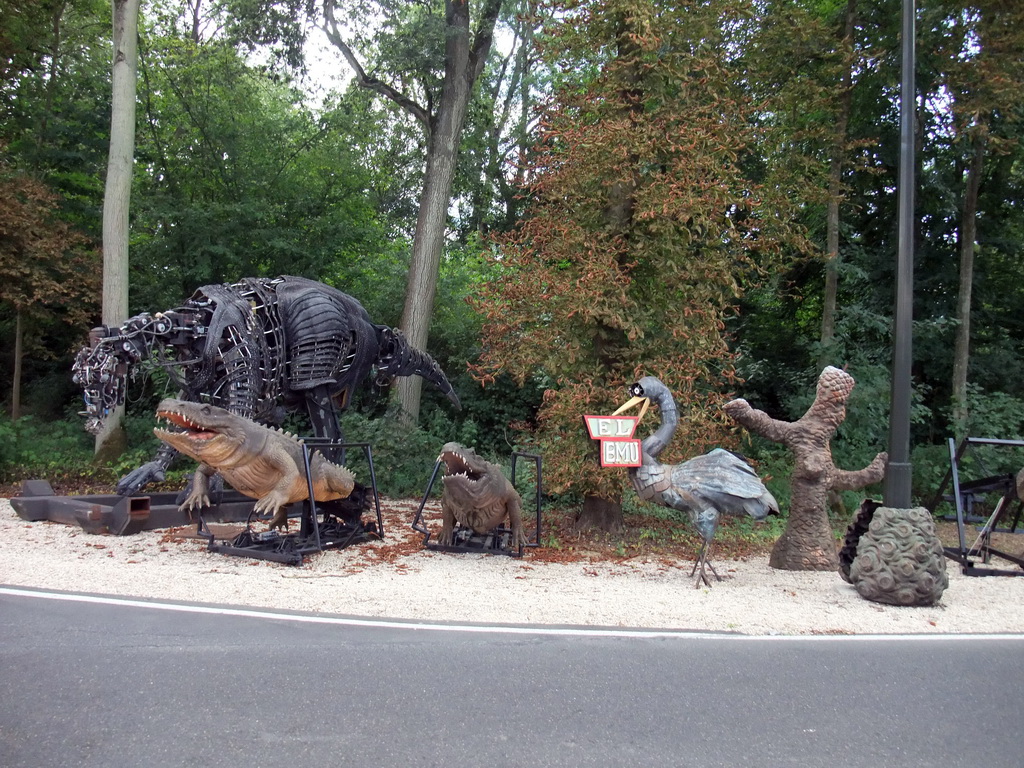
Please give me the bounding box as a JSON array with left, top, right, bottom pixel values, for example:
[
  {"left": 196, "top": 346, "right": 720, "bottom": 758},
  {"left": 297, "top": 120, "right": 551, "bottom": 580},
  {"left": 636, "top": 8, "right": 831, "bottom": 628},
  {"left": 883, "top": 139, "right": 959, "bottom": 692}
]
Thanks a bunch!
[
  {"left": 95, "top": 0, "right": 139, "bottom": 461},
  {"left": 394, "top": 0, "right": 500, "bottom": 422},
  {"left": 819, "top": 0, "right": 857, "bottom": 369},
  {"left": 11, "top": 308, "right": 23, "bottom": 420},
  {"left": 394, "top": 30, "right": 476, "bottom": 421},
  {"left": 951, "top": 128, "right": 987, "bottom": 442},
  {"left": 324, "top": 0, "right": 502, "bottom": 423}
]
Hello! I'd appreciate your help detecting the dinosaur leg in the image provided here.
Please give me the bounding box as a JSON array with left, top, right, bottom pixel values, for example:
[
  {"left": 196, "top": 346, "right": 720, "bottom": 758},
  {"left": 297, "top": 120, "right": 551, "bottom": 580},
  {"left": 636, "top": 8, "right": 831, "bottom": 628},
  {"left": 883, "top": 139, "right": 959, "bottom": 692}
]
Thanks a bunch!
[
  {"left": 178, "top": 463, "right": 217, "bottom": 515},
  {"left": 506, "top": 497, "right": 528, "bottom": 549},
  {"left": 438, "top": 499, "right": 457, "bottom": 546},
  {"left": 303, "top": 384, "right": 345, "bottom": 464}
]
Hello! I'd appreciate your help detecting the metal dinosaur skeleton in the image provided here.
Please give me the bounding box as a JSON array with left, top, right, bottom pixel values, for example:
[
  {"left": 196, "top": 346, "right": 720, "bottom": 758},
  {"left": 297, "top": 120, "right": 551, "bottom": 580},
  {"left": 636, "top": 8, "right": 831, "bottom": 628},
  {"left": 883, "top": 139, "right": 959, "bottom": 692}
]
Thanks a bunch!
[{"left": 73, "top": 275, "right": 460, "bottom": 496}]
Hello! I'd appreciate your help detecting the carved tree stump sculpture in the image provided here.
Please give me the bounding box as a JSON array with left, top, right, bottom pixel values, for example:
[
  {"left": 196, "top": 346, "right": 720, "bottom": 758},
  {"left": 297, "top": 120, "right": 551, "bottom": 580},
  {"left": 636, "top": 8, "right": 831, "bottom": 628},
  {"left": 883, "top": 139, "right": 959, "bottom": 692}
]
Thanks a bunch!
[{"left": 724, "top": 366, "right": 887, "bottom": 571}]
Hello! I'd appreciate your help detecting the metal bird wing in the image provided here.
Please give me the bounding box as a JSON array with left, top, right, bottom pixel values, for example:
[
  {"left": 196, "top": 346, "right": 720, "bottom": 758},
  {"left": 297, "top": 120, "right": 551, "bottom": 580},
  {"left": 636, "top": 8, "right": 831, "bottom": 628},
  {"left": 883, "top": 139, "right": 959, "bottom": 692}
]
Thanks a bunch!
[{"left": 669, "top": 449, "right": 779, "bottom": 522}]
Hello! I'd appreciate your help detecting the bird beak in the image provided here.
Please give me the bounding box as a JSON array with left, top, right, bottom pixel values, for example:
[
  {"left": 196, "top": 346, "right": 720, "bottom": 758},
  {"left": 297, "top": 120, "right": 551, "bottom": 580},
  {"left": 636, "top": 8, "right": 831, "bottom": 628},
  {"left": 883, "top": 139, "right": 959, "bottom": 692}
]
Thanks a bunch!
[{"left": 612, "top": 395, "right": 650, "bottom": 423}]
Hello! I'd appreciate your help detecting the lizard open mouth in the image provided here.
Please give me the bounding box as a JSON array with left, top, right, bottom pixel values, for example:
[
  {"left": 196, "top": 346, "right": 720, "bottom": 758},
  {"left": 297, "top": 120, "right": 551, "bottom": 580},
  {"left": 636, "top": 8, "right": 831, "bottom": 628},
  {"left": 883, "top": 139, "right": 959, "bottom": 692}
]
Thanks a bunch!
[
  {"left": 154, "top": 406, "right": 217, "bottom": 441},
  {"left": 439, "top": 447, "right": 481, "bottom": 483}
]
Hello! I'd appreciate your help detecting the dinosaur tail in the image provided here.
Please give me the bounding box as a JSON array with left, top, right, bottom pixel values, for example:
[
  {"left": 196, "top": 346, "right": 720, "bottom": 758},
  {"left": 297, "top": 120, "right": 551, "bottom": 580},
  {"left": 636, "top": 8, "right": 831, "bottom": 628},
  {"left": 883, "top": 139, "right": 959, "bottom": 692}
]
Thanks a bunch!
[{"left": 376, "top": 327, "right": 461, "bottom": 409}]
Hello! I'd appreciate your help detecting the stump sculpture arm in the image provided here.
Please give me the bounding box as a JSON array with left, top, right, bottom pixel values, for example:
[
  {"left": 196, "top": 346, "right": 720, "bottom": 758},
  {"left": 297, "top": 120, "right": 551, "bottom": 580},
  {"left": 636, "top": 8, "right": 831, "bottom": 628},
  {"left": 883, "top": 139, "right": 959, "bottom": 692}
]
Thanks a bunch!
[
  {"left": 724, "top": 366, "right": 887, "bottom": 571},
  {"left": 720, "top": 400, "right": 796, "bottom": 446},
  {"left": 831, "top": 455, "right": 888, "bottom": 491}
]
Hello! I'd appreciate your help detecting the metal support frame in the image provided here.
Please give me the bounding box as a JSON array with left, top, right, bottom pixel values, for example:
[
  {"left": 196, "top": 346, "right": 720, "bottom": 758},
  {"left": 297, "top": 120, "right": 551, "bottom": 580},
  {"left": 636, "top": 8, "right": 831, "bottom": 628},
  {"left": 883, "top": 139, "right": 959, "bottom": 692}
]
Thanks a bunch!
[
  {"left": 11, "top": 480, "right": 260, "bottom": 533},
  {"left": 412, "top": 452, "right": 543, "bottom": 557},
  {"left": 927, "top": 437, "right": 1024, "bottom": 577},
  {"left": 198, "top": 440, "right": 384, "bottom": 566}
]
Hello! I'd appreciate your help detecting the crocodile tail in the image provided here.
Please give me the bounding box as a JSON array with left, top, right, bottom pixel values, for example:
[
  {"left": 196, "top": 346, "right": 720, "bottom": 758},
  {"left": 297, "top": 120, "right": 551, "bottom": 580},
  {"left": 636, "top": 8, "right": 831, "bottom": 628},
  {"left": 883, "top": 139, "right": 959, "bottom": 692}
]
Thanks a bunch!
[{"left": 376, "top": 327, "right": 461, "bottom": 409}]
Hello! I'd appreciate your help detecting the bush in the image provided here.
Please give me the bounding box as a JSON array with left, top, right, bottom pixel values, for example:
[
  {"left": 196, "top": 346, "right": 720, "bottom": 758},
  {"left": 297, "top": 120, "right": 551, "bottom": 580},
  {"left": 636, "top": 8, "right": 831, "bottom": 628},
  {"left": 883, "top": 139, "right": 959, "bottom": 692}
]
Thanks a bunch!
[
  {"left": 0, "top": 414, "right": 94, "bottom": 482},
  {"left": 337, "top": 407, "right": 516, "bottom": 498}
]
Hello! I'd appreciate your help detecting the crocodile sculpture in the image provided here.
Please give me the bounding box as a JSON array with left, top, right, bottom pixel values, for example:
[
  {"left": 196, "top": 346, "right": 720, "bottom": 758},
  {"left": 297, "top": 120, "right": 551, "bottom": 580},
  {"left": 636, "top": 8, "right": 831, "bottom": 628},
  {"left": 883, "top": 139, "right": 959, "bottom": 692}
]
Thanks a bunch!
[
  {"left": 437, "top": 442, "right": 527, "bottom": 549},
  {"left": 153, "top": 398, "right": 355, "bottom": 529},
  {"left": 73, "top": 275, "right": 460, "bottom": 497}
]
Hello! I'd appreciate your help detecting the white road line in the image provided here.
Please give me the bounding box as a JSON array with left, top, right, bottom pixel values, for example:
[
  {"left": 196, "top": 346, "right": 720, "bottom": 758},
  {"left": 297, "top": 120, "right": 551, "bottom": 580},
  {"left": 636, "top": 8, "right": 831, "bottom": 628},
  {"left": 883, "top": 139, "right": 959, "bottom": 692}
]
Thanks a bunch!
[{"left": 2, "top": 585, "right": 1022, "bottom": 641}]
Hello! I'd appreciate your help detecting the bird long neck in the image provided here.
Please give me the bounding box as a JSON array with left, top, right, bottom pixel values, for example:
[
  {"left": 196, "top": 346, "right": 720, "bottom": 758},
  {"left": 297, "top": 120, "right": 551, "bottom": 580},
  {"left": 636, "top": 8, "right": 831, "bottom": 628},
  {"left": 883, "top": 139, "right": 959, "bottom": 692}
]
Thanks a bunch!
[{"left": 642, "top": 397, "right": 678, "bottom": 462}]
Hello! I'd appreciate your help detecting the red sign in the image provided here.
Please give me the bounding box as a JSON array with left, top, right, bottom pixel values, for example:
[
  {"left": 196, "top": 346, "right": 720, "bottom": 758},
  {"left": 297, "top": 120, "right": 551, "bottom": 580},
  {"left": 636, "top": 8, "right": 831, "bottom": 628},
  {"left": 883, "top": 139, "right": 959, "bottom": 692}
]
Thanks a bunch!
[{"left": 583, "top": 415, "right": 642, "bottom": 467}]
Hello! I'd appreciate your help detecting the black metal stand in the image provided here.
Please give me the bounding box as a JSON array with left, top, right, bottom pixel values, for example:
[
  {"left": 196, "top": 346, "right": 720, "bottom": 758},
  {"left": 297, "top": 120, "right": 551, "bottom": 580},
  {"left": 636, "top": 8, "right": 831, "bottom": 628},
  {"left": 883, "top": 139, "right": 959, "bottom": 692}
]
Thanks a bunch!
[
  {"left": 927, "top": 437, "right": 1024, "bottom": 577},
  {"left": 198, "top": 440, "right": 384, "bottom": 566},
  {"left": 412, "top": 452, "right": 543, "bottom": 557}
]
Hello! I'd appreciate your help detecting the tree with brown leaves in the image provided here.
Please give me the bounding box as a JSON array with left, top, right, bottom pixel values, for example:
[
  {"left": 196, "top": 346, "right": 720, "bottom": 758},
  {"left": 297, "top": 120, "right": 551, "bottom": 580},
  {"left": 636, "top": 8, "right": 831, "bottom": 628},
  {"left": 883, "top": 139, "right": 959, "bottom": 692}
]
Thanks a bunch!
[
  {"left": 472, "top": 0, "right": 809, "bottom": 532},
  {"left": 0, "top": 159, "right": 98, "bottom": 418}
]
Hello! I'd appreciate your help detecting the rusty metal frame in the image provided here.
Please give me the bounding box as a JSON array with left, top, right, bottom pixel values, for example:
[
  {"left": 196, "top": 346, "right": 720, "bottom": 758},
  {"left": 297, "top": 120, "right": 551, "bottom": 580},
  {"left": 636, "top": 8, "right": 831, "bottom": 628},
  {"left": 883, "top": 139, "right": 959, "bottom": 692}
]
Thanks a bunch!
[
  {"left": 11, "top": 480, "right": 259, "bottom": 534},
  {"left": 928, "top": 437, "right": 1024, "bottom": 577}
]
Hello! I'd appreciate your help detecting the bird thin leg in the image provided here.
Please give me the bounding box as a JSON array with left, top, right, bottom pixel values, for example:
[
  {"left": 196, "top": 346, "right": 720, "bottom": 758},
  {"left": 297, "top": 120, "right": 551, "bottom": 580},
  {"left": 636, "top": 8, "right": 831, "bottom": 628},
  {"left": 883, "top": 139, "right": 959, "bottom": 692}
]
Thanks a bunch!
[{"left": 690, "top": 541, "right": 721, "bottom": 588}]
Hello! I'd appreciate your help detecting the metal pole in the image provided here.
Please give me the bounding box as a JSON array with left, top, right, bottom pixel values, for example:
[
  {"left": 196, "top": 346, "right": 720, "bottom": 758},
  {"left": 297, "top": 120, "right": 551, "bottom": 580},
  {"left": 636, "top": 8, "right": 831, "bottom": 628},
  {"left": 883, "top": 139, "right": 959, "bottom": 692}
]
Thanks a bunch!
[{"left": 885, "top": 0, "right": 916, "bottom": 507}]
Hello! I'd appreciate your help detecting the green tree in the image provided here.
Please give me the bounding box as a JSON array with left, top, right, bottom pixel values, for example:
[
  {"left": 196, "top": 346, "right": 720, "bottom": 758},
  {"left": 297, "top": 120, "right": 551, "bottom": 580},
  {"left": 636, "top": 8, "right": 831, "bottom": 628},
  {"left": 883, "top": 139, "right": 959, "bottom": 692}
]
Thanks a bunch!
[
  {"left": 322, "top": 0, "right": 503, "bottom": 423},
  {"left": 130, "top": 28, "right": 387, "bottom": 309},
  {"left": 940, "top": 0, "right": 1024, "bottom": 440}
]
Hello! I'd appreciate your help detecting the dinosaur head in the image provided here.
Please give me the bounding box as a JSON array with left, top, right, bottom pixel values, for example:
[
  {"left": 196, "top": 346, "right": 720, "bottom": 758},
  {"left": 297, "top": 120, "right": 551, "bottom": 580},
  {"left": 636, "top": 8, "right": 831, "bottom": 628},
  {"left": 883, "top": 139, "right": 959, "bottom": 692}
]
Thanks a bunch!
[
  {"left": 72, "top": 330, "right": 134, "bottom": 435},
  {"left": 73, "top": 314, "right": 168, "bottom": 435},
  {"left": 438, "top": 442, "right": 501, "bottom": 504},
  {"left": 153, "top": 398, "right": 249, "bottom": 466}
]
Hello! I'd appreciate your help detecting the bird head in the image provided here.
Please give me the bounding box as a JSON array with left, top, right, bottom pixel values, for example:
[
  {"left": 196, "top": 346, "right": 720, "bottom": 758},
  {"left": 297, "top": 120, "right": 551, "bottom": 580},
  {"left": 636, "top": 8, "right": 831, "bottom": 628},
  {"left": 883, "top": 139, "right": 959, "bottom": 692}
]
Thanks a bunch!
[{"left": 612, "top": 379, "right": 654, "bottom": 423}]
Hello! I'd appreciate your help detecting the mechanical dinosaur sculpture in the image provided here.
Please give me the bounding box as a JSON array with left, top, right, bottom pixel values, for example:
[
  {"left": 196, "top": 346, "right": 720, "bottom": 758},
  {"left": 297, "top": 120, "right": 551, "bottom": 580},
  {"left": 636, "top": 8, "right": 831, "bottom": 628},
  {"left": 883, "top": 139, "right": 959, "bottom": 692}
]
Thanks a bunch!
[
  {"left": 73, "top": 275, "right": 461, "bottom": 496},
  {"left": 437, "top": 442, "right": 528, "bottom": 549},
  {"left": 153, "top": 398, "right": 356, "bottom": 529}
]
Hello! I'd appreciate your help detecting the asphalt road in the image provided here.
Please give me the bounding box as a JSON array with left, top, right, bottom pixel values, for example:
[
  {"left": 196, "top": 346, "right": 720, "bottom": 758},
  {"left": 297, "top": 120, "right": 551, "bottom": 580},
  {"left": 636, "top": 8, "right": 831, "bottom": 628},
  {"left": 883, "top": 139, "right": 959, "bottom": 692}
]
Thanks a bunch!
[{"left": 1, "top": 587, "right": 1022, "bottom": 767}]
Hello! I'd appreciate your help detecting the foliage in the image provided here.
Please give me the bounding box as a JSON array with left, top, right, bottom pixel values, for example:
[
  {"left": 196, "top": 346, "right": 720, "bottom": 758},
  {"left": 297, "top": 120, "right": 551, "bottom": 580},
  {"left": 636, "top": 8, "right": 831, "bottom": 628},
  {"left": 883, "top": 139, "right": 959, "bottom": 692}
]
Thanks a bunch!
[
  {"left": 0, "top": 159, "right": 98, "bottom": 324},
  {"left": 472, "top": 0, "right": 811, "bottom": 504},
  {"left": 0, "top": 155, "right": 100, "bottom": 416},
  {"left": 0, "top": 414, "right": 95, "bottom": 482},
  {"left": 129, "top": 36, "right": 388, "bottom": 311},
  {"left": 336, "top": 406, "right": 507, "bottom": 498}
]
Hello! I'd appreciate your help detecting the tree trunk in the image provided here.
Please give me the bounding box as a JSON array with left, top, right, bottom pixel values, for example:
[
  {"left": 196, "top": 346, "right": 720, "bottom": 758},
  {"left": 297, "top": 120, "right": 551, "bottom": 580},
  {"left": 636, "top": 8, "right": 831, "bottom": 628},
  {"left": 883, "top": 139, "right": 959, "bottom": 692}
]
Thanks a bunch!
[
  {"left": 324, "top": 0, "right": 502, "bottom": 422},
  {"left": 575, "top": 494, "right": 623, "bottom": 534},
  {"left": 818, "top": 0, "right": 857, "bottom": 369},
  {"left": 95, "top": 0, "right": 139, "bottom": 459},
  {"left": 11, "top": 308, "right": 23, "bottom": 419},
  {"left": 392, "top": 0, "right": 501, "bottom": 422},
  {"left": 951, "top": 128, "right": 986, "bottom": 442},
  {"left": 394, "top": 98, "right": 468, "bottom": 421}
]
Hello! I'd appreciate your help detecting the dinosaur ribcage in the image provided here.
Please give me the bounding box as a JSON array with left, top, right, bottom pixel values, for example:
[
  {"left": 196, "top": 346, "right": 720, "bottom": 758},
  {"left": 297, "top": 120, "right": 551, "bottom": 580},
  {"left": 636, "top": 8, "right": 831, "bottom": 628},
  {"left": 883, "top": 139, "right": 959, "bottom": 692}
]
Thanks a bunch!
[{"left": 280, "top": 287, "right": 357, "bottom": 390}]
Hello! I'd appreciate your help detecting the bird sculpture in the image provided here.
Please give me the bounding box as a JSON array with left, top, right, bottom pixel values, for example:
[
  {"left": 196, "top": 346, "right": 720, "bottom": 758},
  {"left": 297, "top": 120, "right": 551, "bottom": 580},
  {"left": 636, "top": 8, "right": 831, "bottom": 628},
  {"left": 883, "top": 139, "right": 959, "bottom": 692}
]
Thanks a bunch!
[{"left": 613, "top": 376, "right": 779, "bottom": 587}]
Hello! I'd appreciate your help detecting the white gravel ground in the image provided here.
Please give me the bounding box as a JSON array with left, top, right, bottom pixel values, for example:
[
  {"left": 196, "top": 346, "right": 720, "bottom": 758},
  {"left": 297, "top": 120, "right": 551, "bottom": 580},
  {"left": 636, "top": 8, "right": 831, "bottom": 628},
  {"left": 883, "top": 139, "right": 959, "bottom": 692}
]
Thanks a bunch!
[{"left": 2, "top": 497, "right": 1023, "bottom": 635}]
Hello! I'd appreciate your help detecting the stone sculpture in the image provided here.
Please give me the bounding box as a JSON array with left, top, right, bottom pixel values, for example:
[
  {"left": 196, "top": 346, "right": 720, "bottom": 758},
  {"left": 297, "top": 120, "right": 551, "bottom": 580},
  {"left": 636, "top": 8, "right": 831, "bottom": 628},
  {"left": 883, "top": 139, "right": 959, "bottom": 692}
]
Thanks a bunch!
[
  {"left": 724, "top": 366, "right": 887, "bottom": 571},
  {"left": 842, "top": 502, "right": 948, "bottom": 606}
]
